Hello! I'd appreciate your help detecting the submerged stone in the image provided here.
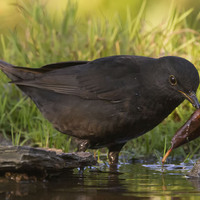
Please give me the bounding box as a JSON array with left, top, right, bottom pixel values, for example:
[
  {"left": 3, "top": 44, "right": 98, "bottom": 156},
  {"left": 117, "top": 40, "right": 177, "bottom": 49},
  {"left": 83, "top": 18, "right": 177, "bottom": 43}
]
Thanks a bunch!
[{"left": 187, "top": 159, "right": 200, "bottom": 177}]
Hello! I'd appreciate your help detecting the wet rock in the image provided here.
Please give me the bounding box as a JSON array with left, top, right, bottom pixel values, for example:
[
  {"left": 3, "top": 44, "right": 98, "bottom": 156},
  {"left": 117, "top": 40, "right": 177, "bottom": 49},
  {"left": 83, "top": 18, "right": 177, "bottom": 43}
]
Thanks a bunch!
[
  {"left": 0, "top": 146, "right": 97, "bottom": 176},
  {"left": 187, "top": 160, "right": 200, "bottom": 177}
]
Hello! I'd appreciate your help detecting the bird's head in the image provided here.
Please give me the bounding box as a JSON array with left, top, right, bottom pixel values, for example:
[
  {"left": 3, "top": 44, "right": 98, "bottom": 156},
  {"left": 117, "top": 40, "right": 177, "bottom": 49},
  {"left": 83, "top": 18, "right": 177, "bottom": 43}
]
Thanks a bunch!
[{"left": 157, "top": 56, "right": 199, "bottom": 109}]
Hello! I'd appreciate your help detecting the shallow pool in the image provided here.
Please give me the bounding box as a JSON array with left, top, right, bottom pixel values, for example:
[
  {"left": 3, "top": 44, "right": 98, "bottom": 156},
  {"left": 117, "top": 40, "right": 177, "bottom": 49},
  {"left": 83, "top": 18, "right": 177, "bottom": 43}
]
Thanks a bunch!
[{"left": 1, "top": 161, "right": 200, "bottom": 200}]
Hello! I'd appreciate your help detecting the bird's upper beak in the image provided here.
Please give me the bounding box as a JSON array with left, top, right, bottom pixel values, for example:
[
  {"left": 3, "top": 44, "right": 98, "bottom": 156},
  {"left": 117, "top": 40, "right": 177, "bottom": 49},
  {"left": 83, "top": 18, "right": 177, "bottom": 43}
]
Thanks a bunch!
[{"left": 178, "top": 90, "right": 200, "bottom": 109}]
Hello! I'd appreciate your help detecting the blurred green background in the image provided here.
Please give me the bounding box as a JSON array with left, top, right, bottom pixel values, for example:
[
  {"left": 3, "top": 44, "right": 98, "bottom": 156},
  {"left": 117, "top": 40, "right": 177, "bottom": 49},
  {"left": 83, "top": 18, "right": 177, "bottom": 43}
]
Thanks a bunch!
[
  {"left": 0, "top": 0, "right": 200, "bottom": 162},
  {"left": 1, "top": 0, "right": 200, "bottom": 31}
]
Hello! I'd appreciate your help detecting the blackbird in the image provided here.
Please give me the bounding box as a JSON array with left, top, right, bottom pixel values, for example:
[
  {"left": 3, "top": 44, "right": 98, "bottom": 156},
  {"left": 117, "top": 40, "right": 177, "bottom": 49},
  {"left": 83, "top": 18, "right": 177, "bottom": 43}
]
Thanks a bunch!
[{"left": 0, "top": 55, "right": 199, "bottom": 165}]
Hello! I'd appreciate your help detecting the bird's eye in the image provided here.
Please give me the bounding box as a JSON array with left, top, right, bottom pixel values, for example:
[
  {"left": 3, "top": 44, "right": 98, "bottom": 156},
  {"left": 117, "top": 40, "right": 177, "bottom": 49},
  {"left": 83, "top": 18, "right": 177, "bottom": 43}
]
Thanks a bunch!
[{"left": 169, "top": 75, "right": 177, "bottom": 86}]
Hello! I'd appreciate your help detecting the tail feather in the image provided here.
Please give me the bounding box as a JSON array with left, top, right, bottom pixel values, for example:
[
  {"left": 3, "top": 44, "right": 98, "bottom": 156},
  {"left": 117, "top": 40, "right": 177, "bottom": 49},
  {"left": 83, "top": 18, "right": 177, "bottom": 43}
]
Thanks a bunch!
[{"left": 0, "top": 60, "right": 41, "bottom": 81}]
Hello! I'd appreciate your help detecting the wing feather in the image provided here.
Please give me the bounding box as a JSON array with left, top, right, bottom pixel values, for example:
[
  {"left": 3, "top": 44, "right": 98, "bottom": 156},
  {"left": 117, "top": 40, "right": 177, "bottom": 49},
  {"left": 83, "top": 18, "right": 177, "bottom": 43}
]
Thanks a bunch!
[{"left": 12, "top": 56, "right": 142, "bottom": 102}]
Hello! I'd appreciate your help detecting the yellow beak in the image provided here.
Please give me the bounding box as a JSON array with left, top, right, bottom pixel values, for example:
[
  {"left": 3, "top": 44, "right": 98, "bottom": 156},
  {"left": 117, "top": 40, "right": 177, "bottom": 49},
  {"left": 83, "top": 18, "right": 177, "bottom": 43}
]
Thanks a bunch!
[{"left": 178, "top": 90, "right": 199, "bottom": 109}]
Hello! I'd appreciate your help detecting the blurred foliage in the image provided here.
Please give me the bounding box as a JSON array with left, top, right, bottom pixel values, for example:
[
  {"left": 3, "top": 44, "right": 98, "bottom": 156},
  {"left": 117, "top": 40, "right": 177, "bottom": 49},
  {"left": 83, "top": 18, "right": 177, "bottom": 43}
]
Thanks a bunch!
[
  {"left": 1, "top": 0, "right": 200, "bottom": 31},
  {"left": 0, "top": 0, "right": 200, "bottom": 161}
]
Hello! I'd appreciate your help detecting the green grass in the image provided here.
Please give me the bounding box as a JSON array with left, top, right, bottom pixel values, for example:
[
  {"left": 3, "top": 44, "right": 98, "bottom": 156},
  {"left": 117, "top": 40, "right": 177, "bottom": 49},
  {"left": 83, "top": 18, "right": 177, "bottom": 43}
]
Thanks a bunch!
[{"left": 0, "top": 0, "right": 200, "bottom": 161}]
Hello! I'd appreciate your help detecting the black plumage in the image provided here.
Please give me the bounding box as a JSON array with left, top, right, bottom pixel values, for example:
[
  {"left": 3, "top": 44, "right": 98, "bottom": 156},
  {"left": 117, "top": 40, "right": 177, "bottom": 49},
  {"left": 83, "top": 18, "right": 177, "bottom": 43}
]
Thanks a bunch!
[{"left": 0, "top": 55, "right": 199, "bottom": 165}]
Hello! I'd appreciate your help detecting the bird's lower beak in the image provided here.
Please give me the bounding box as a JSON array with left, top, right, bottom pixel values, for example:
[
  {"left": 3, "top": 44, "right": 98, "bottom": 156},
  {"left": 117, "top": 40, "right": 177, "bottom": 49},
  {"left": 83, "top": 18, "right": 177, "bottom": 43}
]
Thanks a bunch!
[{"left": 179, "top": 90, "right": 200, "bottom": 109}]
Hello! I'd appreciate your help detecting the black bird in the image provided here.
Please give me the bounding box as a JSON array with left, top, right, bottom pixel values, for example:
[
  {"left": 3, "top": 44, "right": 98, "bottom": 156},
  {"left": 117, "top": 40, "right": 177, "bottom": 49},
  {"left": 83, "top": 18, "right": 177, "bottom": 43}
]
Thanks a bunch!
[{"left": 0, "top": 55, "right": 199, "bottom": 165}]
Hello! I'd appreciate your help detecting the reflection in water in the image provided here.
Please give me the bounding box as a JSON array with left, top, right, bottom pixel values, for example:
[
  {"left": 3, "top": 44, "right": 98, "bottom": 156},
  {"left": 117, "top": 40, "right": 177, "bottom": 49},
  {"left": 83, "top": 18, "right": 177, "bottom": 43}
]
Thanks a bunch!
[
  {"left": 188, "top": 177, "right": 200, "bottom": 191},
  {"left": 0, "top": 162, "right": 200, "bottom": 200}
]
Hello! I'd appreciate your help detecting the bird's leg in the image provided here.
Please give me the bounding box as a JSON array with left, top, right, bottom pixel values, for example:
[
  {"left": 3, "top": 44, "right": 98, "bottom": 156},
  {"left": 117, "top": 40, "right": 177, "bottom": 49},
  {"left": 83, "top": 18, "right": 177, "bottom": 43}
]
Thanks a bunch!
[
  {"left": 76, "top": 139, "right": 90, "bottom": 175},
  {"left": 108, "top": 143, "right": 125, "bottom": 167},
  {"left": 77, "top": 139, "right": 89, "bottom": 152}
]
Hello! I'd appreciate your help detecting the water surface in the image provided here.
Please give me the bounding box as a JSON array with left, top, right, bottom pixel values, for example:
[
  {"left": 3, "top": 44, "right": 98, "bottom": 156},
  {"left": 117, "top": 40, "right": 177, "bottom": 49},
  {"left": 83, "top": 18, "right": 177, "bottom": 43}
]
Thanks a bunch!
[{"left": 1, "top": 161, "right": 200, "bottom": 200}]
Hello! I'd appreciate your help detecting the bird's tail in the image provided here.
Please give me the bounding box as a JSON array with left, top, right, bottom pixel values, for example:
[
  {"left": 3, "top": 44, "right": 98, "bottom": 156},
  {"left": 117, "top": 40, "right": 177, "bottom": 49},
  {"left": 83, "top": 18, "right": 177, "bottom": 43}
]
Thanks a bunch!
[{"left": 0, "top": 60, "right": 41, "bottom": 81}]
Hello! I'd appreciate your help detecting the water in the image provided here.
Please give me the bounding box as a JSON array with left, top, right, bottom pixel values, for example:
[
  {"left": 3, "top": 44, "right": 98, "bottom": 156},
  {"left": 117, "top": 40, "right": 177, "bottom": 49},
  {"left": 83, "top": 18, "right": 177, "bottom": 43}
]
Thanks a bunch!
[{"left": 1, "top": 161, "right": 200, "bottom": 200}]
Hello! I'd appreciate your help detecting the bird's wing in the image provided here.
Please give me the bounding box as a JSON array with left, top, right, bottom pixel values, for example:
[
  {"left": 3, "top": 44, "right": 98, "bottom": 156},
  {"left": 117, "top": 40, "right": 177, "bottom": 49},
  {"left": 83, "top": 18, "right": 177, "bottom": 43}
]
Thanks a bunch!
[{"left": 13, "top": 56, "right": 142, "bottom": 102}]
